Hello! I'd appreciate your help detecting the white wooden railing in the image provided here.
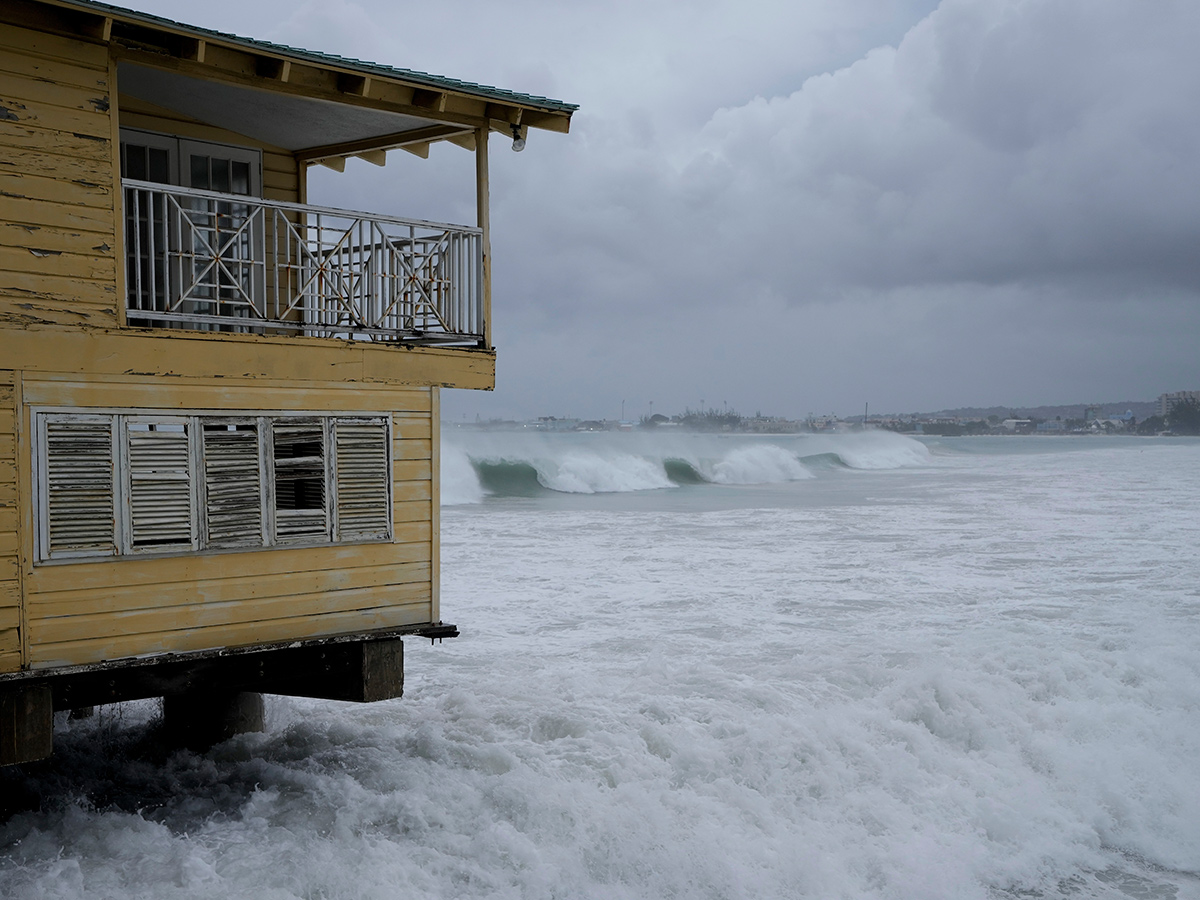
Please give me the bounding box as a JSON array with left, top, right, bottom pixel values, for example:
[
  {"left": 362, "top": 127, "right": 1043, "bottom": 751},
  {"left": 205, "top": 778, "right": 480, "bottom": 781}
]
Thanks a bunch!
[{"left": 122, "top": 180, "right": 485, "bottom": 345}]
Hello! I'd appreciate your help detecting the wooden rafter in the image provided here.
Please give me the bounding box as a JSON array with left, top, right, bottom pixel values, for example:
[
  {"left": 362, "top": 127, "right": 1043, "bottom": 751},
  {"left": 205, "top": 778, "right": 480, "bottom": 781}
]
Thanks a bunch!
[
  {"left": 9, "top": 0, "right": 575, "bottom": 134},
  {"left": 296, "top": 124, "right": 474, "bottom": 163}
]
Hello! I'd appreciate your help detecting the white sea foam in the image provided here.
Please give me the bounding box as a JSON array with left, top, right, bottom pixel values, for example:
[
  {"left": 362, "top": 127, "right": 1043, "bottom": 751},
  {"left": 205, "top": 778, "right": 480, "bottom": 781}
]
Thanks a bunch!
[
  {"left": 538, "top": 451, "right": 674, "bottom": 494},
  {"left": 707, "top": 443, "right": 814, "bottom": 484},
  {"left": 6, "top": 437, "right": 1199, "bottom": 900},
  {"left": 440, "top": 442, "right": 485, "bottom": 505}
]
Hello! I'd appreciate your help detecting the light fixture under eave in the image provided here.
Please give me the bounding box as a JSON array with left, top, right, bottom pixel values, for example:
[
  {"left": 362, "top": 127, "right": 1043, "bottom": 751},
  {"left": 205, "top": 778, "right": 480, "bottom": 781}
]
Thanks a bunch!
[{"left": 510, "top": 124, "right": 526, "bottom": 152}]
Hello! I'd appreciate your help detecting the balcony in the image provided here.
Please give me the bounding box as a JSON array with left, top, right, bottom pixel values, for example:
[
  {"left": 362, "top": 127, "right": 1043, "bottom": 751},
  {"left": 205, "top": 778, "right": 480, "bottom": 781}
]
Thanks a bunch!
[{"left": 123, "top": 180, "right": 485, "bottom": 346}]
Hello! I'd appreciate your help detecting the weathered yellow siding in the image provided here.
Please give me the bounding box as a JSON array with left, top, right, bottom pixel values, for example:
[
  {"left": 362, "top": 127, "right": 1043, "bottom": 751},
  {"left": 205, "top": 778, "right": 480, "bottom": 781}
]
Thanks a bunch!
[
  {"left": 0, "top": 24, "right": 118, "bottom": 330},
  {"left": 0, "top": 372, "right": 20, "bottom": 673},
  {"left": 0, "top": 329, "right": 496, "bottom": 392},
  {"left": 21, "top": 374, "right": 437, "bottom": 669},
  {"left": 0, "top": 11, "right": 503, "bottom": 678}
]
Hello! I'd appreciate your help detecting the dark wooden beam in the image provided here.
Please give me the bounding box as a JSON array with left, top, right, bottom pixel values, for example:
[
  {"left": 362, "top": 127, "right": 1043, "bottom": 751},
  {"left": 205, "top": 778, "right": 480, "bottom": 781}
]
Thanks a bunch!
[
  {"left": 411, "top": 88, "right": 447, "bottom": 112},
  {"left": 296, "top": 124, "right": 473, "bottom": 163},
  {"left": 337, "top": 72, "right": 370, "bottom": 96},
  {"left": 0, "top": 685, "right": 53, "bottom": 767}
]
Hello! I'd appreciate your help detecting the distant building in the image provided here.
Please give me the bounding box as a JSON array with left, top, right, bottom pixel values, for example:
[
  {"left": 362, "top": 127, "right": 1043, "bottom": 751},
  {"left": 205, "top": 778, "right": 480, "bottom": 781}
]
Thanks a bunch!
[
  {"left": 532, "top": 417, "right": 581, "bottom": 432},
  {"left": 1159, "top": 391, "right": 1200, "bottom": 417}
]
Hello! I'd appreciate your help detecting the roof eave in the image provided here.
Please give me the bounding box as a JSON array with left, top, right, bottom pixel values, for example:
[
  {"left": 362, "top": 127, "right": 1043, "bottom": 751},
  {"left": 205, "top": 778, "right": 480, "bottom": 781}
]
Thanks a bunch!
[{"left": 31, "top": 0, "right": 577, "bottom": 131}]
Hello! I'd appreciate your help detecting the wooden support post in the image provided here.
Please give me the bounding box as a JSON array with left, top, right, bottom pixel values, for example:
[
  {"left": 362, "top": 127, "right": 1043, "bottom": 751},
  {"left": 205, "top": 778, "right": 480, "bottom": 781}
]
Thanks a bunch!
[
  {"left": 162, "top": 690, "right": 264, "bottom": 752},
  {"left": 0, "top": 685, "right": 53, "bottom": 767},
  {"left": 475, "top": 125, "right": 491, "bottom": 349},
  {"left": 258, "top": 637, "right": 405, "bottom": 702},
  {"left": 358, "top": 640, "right": 405, "bottom": 702}
]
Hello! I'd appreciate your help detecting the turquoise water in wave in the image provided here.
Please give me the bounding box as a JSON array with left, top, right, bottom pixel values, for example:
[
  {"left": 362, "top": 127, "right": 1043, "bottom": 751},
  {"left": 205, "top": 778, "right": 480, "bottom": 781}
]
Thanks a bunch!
[{"left": 2, "top": 432, "right": 1199, "bottom": 899}]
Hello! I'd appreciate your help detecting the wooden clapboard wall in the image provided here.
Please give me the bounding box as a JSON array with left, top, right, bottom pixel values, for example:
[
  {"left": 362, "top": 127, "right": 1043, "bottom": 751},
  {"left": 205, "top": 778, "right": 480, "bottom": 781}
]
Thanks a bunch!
[
  {"left": 0, "top": 23, "right": 119, "bottom": 330},
  {"left": 0, "top": 14, "right": 489, "bottom": 674},
  {"left": 0, "top": 373, "right": 19, "bottom": 673},
  {"left": 20, "top": 376, "right": 437, "bottom": 670},
  {"left": 0, "top": 23, "right": 302, "bottom": 334}
]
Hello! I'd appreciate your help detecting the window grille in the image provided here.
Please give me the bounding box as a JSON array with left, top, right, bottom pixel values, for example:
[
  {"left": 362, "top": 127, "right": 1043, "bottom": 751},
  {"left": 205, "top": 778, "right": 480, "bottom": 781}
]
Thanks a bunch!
[{"left": 34, "top": 411, "right": 393, "bottom": 562}]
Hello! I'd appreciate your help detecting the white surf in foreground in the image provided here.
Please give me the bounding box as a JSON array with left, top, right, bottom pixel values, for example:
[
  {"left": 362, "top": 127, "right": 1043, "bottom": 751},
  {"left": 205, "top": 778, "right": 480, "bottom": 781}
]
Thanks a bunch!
[{"left": 2, "top": 436, "right": 1199, "bottom": 899}]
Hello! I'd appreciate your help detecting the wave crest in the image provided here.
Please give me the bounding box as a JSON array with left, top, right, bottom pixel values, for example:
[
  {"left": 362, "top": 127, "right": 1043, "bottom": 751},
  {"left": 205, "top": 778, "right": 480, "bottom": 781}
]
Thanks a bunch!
[
  {"left": 440, "top": 429, "right": 930, "bottom": 502},
  {"left": 708, "top": 444, "right": 814, "bottom": 485}
]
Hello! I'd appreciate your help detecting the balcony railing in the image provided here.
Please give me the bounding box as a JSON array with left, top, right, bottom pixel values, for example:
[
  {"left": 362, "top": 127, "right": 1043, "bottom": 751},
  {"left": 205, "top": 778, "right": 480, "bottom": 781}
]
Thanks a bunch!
[{"left": 122, "top": 180, "right": 485, "bottom": 345}]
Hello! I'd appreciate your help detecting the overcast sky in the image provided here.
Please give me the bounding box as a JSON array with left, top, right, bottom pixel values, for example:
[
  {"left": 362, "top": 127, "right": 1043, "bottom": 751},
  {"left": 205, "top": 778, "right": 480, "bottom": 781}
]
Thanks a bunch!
[{"left": 134, "top": 0, "right": 1200, "bottom": 420}]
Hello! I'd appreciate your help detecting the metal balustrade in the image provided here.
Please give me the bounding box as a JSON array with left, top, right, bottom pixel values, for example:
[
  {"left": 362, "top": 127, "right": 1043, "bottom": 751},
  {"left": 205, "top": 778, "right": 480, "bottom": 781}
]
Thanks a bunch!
[{"left": 122, "top": 179, "right": 485, "bottom": 345}]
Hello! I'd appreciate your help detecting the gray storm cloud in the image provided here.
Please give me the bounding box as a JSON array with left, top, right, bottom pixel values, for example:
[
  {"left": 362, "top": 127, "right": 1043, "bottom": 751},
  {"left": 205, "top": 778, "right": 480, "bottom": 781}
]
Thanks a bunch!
[
  {"left": 464, "top": 0, "right": 1200, "bottom": 418},
  {"left": 511, "top": 0, "right": 1200, "bottom": 308}
]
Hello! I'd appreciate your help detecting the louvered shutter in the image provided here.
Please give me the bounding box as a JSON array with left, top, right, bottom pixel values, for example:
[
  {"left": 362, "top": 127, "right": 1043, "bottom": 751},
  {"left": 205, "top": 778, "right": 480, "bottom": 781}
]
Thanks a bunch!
[
  {"left": 125, "top": 418, "right": 195, "bottom": 550},
  {"left": 272, "top": 418, "right": 328, "bottom": 541},
  {"left": 202, "top": 421, "right": 263, "bottom": 547},
  {"left": 334, "top": 418, "right": 391, "bottom": 541},
  {"left": 41, "top": 415, "right": 117, "bottom": 559}
]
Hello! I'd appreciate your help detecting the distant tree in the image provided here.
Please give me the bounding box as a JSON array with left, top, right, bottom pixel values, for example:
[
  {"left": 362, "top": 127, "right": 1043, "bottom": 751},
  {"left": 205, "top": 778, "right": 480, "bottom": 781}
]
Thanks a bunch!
[
  {"left": 1137, "top": 415, "right": 1166, "bottom": 435},
  {"left": 1168, "top": 398, "right": 1200, "bottom": 435},
  {"left": 680, "top": 407, "right": 743, "bottom": 431}
]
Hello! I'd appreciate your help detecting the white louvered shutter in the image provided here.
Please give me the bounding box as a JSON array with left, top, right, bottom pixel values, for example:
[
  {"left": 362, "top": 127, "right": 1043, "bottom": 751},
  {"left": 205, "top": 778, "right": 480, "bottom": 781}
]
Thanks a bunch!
[
  {"left": 333, "top": 418, "right": 391, "bottom": 541},
  {"left": 272, "top": 418, "right": 329, "bottom": 541},
  {"left": 202, "top": 421, "right": 263, "bottom": 547},
  {"left": 41, "top": 415, "right": 117, "bottom": 559},
  {"left": 125, "top": 418, "right": 195, "bottom": 550}
]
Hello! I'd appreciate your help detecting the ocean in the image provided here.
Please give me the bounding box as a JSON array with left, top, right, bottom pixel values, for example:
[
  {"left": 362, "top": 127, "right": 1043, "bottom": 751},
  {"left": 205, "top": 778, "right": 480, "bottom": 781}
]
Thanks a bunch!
[{"left": 2, "top": 430, "right": 1198, "bottom": 899}]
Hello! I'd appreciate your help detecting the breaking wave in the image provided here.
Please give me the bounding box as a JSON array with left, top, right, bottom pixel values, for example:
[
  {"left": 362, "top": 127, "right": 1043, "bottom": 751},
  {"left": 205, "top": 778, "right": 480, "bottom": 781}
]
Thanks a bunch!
[{"left": 442, "top": 429, "right": 930, "bottom": 502}]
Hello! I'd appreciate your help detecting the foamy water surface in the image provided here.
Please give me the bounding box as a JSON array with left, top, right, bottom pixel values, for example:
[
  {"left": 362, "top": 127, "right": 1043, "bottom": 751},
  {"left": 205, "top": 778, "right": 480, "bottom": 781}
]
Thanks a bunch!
[{"left": 2, "top": 432, "right": 1198, "bottom": 899}]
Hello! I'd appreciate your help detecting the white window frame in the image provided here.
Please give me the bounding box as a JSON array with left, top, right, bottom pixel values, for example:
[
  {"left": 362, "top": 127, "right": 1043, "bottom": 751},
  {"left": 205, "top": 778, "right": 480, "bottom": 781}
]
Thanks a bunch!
[
  {"left": 32, "top": 410, "right": 393, "bottom": 564},
  {"left": 33, "top": 413, "right": 120, "bottom": 562},
  {"left": 199, "top": 417, "right": 268, "bottom": 551},
  {"left": 120, "top": 128, "right": 263, "bottom": 196}
]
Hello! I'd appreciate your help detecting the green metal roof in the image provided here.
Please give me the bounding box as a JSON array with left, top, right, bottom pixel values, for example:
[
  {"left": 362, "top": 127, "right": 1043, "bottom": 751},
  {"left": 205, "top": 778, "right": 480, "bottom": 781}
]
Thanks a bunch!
[{"left": 53, "top": 0, "right": 578, "bottom": 115}]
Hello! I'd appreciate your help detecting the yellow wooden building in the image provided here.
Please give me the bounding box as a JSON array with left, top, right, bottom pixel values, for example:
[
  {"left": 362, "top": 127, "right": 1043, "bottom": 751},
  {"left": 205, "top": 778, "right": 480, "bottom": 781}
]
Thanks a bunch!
[{"left": 0, "top": 0, "right": 574, "bottom": 763}]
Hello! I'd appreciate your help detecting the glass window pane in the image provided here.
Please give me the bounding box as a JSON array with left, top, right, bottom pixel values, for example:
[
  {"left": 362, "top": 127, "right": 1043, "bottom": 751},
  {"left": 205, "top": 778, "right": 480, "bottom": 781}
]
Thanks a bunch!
[
  {"left": 125, "top": 146, "right": 146, "bottom": 181},
  {"left": 212, "top": 161, "right": 230, "bottom": 194},
  {"left": 148, "top": 148, "right": 170, "bottom": 184},
  {"left": 190, "top": 155, "right": 210, "bottom": 190},
  {"left": 231, "top": 160, "right": 250, "bottom": 196}
]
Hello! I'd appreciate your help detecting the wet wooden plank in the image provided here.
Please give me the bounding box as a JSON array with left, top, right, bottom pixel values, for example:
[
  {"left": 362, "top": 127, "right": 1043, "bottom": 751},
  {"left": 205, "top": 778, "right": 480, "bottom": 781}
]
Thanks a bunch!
[
  {"left": 28, "top": 536, "right": 431, "bottom": 594},
  {"left": 0, "top": 145, "right": 113, "bottom": 183},
  {"left": 31, "top": 596, "right": 433, "bottom": 668},
  {"left": 0, "top": 25, "right": 108, "bottom": 69},
  {"left": 0, "top": 222, "right": 115, "bottom": 256},
  {"left": 32, "top": 559, "right": 431, "bottom": 614},
  {"left": 0, "top": 123, "right": 111, "bottom": 161},
  {"left": 393, "top": 480, "right": 432, "bottom": 502},
  {"left": 0, "top": 70, "right": 112, "bottom": 122},
  {"left": 19, "top": 376, "right": 433, "bottom": 413},
  {"left": 0, "top": 48, "right": 109, "bottom": 89},
  {"left": 0, "top": 170, "right": 112, "bottom": 207},
  {"left": 394, "top": 439, "right": 432, "bottom": 461},
  {"left": 0, "top": 246, "right": 115, "bottom": 282},
  {"left": 0, "top": 194, "right": 114, "bottom": 232}
]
